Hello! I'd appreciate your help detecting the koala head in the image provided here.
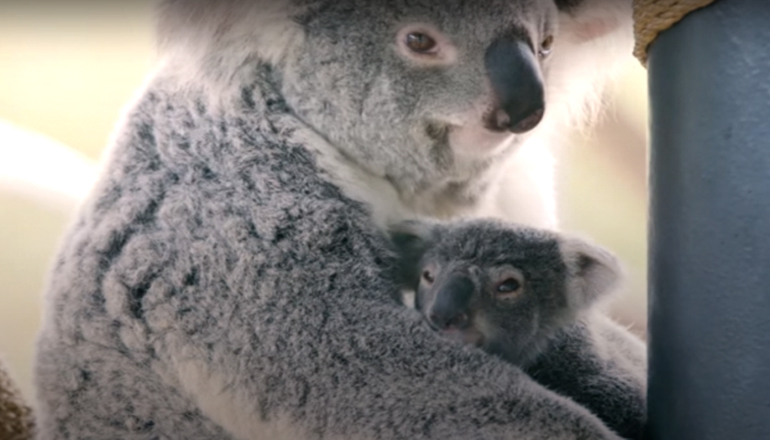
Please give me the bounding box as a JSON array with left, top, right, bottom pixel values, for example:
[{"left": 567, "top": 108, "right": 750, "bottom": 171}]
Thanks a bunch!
[
  {"left": 280, "top": 0, "right": 557, "bottom": 176},
  {"left": 389, "top": 219, "right": 621, "bottom": 366},
  {"left": 157, "top": 0, "right": 632, "bottom": 199}
]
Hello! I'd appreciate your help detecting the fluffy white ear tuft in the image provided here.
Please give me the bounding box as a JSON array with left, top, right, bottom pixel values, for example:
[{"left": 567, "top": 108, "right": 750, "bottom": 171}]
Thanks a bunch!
[
  {"left": 543, "top": 0, "right": 634, "bottom": 135},
  {"left": 556, "top": 0, "right": 633, "bottom": 43},
  {"left": 155, "top": 0, "right": 306, "bottom": 99},
  {"left": 559, "top": 236, "right": 623, "bottom": 312}
]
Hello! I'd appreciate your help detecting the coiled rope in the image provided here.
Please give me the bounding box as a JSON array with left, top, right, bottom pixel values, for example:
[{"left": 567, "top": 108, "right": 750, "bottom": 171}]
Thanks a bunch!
[{"left": 633, "top": 0, "right": 719, "bottom": 65}]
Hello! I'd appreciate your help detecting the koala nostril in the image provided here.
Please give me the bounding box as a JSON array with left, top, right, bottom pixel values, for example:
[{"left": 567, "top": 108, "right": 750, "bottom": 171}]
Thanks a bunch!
[
  {"left": 484, "top": 107, "right": 512, "bottom": 133},
  {"left": 485, "top": 105, "right": 545, "bottom": 134},
  {"left": 428, "top": 312, "right": 444, "bottom": 329},
  {"left": 430, "top": 311, "right": 469, "bottom": 330},
  {"left": 509, "top": 106, "right": 545, "bottom": 134},
  {"left": 493, "top": 108, "right": 511, "bottom": 132},
  {"left": 448, "top": 313, "right": 469, "bottom": 329}
]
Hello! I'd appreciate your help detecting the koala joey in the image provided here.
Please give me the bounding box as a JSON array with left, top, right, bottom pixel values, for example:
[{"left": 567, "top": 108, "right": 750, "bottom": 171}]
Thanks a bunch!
[
  {"left": 390, "top": 218, "right": 646, "bottom": 439},
  {"left": 389, "top": 218, "right": 620, "bottom": 368}
]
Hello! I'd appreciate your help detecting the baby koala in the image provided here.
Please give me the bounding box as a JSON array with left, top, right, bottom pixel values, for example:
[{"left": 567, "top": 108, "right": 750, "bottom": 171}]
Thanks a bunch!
[{"left": 389, "top": 218, "right": 622, "bottom": 368}]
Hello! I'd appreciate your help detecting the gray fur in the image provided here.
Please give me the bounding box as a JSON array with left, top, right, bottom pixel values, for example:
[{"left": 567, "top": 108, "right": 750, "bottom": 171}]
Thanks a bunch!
[
  {"left": 390, "top": 219, "right": 645, "bottom": 439},
  {"left": 389, "top": 219, "right": 620, "bottom": 367},
  {"left": 34, "top": 1, "right": 643, "bottom": 439},
  {"left": 525, "top": 313, "right": 647, "bottom": 440}
]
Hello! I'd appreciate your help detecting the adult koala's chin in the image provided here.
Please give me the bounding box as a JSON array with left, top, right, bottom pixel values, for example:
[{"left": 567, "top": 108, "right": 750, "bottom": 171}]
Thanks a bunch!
[{"left": 34, "top": 1, "right": 645, "bottom": 440}]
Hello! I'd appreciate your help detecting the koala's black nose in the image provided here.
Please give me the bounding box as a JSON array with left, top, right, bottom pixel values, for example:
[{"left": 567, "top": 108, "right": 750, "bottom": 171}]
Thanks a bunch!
[
  {"left": 484, "top": 38, "right": 545, "bottom": 134},
  {"left": 428, "top": 275, "right": 474, "bottom": 330}
]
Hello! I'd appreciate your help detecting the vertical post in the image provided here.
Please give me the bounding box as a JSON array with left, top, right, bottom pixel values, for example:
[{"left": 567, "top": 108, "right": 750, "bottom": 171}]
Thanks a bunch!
[{"left": 647, "top": 1, "right": 770, "bottom": 439}]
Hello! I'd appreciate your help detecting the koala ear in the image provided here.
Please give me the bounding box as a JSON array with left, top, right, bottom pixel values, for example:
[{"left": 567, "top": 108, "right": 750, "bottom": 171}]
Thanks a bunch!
[
  {"left": 559, "top": 236, "right": 623, "bottom": 312},
  {"left": 155, "top": 0, "right": 304, "bottom": 97},
  {"left": 387, "top": 220, "right": 439, "bottom": 285},
  {"left": 555, "top": 0, "right": 632, "bottom": 43}
]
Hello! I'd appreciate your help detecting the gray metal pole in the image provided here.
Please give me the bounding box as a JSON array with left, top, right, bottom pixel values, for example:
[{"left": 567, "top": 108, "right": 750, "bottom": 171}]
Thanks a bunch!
[{"left": 647, "top": 1, "right": 770, "bottom": 439}]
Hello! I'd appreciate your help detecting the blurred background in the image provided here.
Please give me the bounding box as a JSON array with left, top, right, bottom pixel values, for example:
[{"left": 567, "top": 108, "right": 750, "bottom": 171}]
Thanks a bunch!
[{"left": 0, "top": 1, "right": 649, "bottom": 400}]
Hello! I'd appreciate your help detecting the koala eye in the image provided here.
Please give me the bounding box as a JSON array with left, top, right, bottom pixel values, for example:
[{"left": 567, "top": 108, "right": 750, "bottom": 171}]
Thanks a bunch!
[
  {"left": 405, "top": 32, "right": 438, "bottom": 54},
  {"left": 538, "top": 35, "right": 554, "bottom": 58},
  {"left": 422, "top": 269, "right": 435, "bottom": 284},
  {"left": 396, "top": 25, "right": 457, "bottom": 66},
  {"left": 495, "top": 278, "right": 522, "bottom": 296}
]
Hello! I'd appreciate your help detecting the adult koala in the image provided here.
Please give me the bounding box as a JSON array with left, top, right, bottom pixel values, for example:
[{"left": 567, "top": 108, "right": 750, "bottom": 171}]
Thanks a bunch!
[{"left": 34, "top": 1, "right": 645, "bottom": 439}]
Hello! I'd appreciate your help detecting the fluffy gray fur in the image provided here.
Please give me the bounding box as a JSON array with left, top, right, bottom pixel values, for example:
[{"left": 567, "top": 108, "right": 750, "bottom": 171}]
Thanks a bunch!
[
  {"left": 389, "top": 219, "right": 621, "bottom": 367},
  {"left": 390, "top": 219, "right": 646, "bottom": 439},
  {"left": 34, "top": 1, "right": 644, "bottom": 439}
]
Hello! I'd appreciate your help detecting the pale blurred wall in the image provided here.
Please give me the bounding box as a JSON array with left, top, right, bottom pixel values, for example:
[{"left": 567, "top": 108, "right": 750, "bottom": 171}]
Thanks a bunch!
[
  {"left": 0, "top": 0, "right": 157, "bottom": 400},
  {"left": 0, "top": 0, "right": 650, "bottom": 400}
]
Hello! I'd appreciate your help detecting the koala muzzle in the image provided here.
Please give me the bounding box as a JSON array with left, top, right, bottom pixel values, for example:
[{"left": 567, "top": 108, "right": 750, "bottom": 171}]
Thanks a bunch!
[
  {"left": 428, "top": 275, "right": 475, "bottom": 330},
  {"left": 484, "top": 38, "right": 545, "bottom": 134}
]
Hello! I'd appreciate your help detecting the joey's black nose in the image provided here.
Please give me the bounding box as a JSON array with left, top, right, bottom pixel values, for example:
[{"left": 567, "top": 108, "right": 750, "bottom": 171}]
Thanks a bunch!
[
  {"left": 428, "top": 275, "right": 474, "bottom": 330},
  {"left": 484, "top": 38, "right": 546, "bottom": 134}
]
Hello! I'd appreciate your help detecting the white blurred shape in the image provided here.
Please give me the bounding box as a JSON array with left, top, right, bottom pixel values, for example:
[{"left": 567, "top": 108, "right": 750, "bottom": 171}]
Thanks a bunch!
[{"left": 0, "top": 119, "right": 97, "bottom": 213}]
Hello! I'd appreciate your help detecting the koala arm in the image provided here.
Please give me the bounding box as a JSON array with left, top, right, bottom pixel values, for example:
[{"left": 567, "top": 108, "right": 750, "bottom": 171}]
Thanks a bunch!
[
  {"left": 150, "top": 214, "right": 625, "bottom": 440},
  {"left": 129, "top": 129, "right": 621, "bottom": 440},
  {"left": 525, "top": 311, "right": 647, "bottom": 440}
]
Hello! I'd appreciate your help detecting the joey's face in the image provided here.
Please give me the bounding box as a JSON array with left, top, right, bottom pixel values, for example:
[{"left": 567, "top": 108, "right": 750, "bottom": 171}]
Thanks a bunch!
[
  {"left": 415, "top": 260, "right": 531, "bottom": 348},
  {"left": 282, "top": 0, "right": 559, "bottom": 192},
  {"left": 412, "top": 222, "right": 572, "bottom": 365},
  {"left": 391, "top": 218, "right": 622, "bottom": 365}
]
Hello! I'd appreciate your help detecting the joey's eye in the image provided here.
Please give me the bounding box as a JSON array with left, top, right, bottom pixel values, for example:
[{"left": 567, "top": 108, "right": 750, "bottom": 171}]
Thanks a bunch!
[
  {"left": 422, "top": 269, "right": 435, "bottom": 284},
  {"left": 538, "top": 35, "right": 554, "bottom": 58},
  {"left": 496, "top": 278, "right": 522, "bottom": 294},
  {"left": 405, "top": 32, "right": 438, "bottom": 54}
]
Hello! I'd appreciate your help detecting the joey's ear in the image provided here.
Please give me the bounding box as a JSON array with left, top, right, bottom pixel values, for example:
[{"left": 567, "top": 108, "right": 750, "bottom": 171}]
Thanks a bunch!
[
  {"left": 387, "top": 220, "right": 439, "bottom": 285},
  {"left": 555, "top": 0, "right": 632, "bottom": 43},
  {"left": 559, "top": 236, "right": 623, "bottom": 311}
]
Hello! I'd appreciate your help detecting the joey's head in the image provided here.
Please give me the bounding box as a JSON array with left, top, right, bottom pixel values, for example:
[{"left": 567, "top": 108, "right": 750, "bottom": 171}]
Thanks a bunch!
[
  {"left": 389, "top": 219, "right": 622, "bottom": 366},
  {"left": 157, "top": 0, "right": 631, "bottom": 198}
]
